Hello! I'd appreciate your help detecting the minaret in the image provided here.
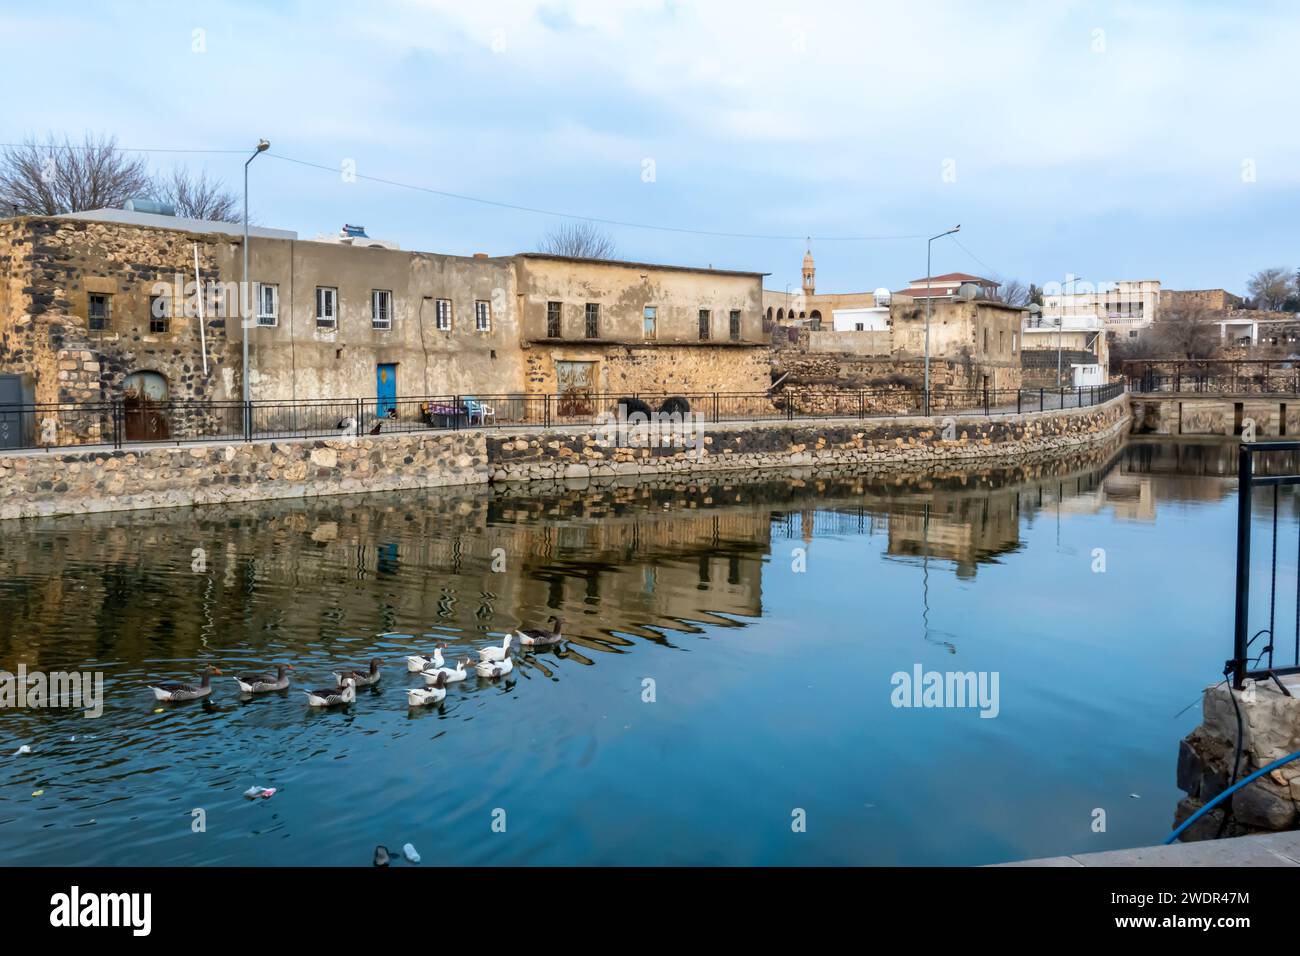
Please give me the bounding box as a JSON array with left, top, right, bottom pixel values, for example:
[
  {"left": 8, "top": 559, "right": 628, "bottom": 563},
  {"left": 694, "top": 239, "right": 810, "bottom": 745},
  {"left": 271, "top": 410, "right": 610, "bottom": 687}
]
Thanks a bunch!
[{"left": 801, "top": 241, "right": 815, "bottom": 296}]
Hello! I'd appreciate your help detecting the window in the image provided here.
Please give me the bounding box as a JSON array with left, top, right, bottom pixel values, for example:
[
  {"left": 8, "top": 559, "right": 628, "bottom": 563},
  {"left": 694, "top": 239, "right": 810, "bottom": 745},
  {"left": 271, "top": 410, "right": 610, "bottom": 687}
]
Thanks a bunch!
[
  {"left": 983, "top": 328, "right": 989, "bottom": 352},
  {"left": 643, "top": 305, "right": 657, "bottom": 338},
  {"left": 315, "top": 287, "right": 337, "bottom": 328},
  {"left": 697, "top": 309, "right": 711, "bottom": 341},
  {"left": 546, "top": 301, "right": 562, "bottom": 338},
  {"left": 584, "top": 302, "right": 600, "bottom": 339},
  {"left": 855, "top": 322, "right": 865, "bottom": 332},
  {"left": 257, "top": 282, "right": 278, "bottom": 327},
  {"left": 88, "top": 293, "right": 111, "bottom": 331},
  {"left": 435, "top": 298, "right": 452, "bottom": 331},
  {"left": 1012, "top": 332, "right": 1018, "bottom": 353},
  {"left": 999, "top": 330, "right": 1005, "bottom": 354},
  {"left": 149, "top": 294, "right": 170, "bottom": 334},
  {"left": 475, "top": 299, "right": 491, "bottom": 332},
  {"left": 729, "top": 310, "right": 741, "bottom": 341},
  {"left": 372, "top": 289, "right": 393, "bottom": 330}
]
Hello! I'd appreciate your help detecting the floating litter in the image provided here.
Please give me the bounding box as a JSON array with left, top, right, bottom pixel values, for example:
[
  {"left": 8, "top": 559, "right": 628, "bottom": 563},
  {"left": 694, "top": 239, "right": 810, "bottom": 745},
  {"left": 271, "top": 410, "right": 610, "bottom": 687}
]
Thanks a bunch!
[
  {"left": 13, "top": 745, "right": 31, "bottom": 756},
  {"left": 402, "top": 843, "right": 421, "bottom": 864},
  {"left": 243, "top": 786, "right": 277, "bottom": 800},
  {"left": 32, "top": 790, "right": 43, "bottom": 797},
  {"left": 373, "top": 845, "right": 391, "bottom": 867},
  {"left": 1129, "top": 793, "right": 1141, "bottom": 799}
]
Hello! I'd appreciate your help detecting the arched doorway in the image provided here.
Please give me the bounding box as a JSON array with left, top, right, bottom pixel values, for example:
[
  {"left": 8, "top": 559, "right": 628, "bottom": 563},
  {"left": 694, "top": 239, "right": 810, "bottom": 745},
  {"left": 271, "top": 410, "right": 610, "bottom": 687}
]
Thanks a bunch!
[{"left": 122, "top": 371, "right": 170, "bottom": 441}]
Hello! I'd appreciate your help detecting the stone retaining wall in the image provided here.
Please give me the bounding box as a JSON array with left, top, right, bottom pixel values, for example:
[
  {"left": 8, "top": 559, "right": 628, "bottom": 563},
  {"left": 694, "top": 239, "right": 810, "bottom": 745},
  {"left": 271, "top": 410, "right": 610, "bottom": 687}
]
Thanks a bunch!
[
  {"left": 0, "top": 394, "right": 1130, "bottom": 520},
  {"left": 487, "top": 393, "right": 1130, "bottom": 482}
]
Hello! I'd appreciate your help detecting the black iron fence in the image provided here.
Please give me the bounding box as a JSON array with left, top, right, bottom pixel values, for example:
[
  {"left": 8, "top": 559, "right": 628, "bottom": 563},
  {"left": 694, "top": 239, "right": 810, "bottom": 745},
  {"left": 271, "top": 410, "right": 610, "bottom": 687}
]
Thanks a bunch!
[
  {"left": 1231, "top": 441, "right": 1300, "bottom": 688},
  {"left": 1126, "top": 359, "right": 1300, "bottom": 394},
  {"left": 0, "top": 382, "right": 1125, "bottom": 452}
]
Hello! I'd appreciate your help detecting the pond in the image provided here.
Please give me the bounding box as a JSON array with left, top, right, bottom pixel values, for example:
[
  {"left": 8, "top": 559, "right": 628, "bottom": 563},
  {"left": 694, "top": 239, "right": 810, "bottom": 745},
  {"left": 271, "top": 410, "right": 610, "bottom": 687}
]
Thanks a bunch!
[{"left": 0, "top": 439, "right": 1275, "bottom": 865}]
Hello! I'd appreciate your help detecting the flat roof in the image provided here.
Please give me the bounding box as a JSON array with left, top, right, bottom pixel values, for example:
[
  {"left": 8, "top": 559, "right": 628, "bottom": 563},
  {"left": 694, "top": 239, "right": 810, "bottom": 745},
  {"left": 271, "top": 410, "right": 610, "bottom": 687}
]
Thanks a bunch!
[
  {"left": 517, "top": 252, "right": 767, "bottom": 278},
  {"left": 57, "top": 207, "right": 297, "bottom": 240}
]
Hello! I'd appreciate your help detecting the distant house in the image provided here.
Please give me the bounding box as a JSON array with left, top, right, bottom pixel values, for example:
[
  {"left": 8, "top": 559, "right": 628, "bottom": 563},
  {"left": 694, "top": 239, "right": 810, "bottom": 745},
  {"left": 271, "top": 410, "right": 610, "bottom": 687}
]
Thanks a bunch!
[{"left": 894, "top": 272, "right": 1001, "bottom": 302}]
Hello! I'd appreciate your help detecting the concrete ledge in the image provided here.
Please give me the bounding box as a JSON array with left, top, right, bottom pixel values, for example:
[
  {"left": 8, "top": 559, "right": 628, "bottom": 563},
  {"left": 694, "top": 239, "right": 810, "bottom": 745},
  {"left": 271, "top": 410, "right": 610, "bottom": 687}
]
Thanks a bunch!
[{"left": 997, "top": 830, "right": 1300, "bottom": 867}]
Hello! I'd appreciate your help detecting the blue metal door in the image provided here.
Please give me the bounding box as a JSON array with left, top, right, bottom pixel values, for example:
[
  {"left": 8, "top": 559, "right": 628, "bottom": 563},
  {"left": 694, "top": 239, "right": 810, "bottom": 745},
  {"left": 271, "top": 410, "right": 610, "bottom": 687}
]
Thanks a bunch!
[{"left": 376, "top": 364, "right": 397, "bottom": 418}]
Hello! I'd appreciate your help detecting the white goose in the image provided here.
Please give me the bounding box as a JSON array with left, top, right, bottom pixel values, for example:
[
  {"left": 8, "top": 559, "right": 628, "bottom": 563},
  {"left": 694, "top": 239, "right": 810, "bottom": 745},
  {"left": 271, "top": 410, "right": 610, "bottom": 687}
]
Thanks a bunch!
[
  {"left": 475, "top": 651, "right": 514, "bottom": 679},
  {"left": 477, "top": 634, "right": 513, "bottom": 663},
  {"left": 408, "top": 672, "right": 448, "bottom": 707},
  {"left": 406, "top": 645, "right": 447, "bottom": 673},
  {"left": 305, "top": 676, "right": 356, "bottom": 708},
  {"left": 421, "top": 658, "right": 469, "bottom": 684}
]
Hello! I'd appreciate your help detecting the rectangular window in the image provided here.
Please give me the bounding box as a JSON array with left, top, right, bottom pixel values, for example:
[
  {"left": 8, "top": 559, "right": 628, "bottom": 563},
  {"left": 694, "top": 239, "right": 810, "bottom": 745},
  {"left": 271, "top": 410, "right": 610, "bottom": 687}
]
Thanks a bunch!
[
  {"left": 88, "top": 293, "right": 111, "bottom": 331},
  {"left": 546, "top": 301, "right": 562, "bottom": 338},
  {"left": 435, "top": 298, "right": 452, "bottom": 331},
  {"left": 372, "top": 289, "right": 393, "bottom": 330},
  {"left": 698, "top": 309, "right": 710, "bottom": 341},
  {"left": 475, "top": 299, "right": 491, "bottom": 331},
  {"left": 316, "top": 287, "right": 337, "bottom": 328},
  {"left": 149, "top": 294, "right": 170, "bottom": 334},
  {"left": 644, "top": 305, "right": 657, "bottom": 339},
  {"left": 983, "top": 327, "right": 989, "bottom": 352},
  {"left": 1012, "top": 332, "right": 1018, "bottom": 353},
  {"left": 256, "top": 282, "right": 278, "bottom": 327},
  {"left": 729, "top": 309, "right": 741, "bottom": 341},
  {"left": 584, "top": 302, "right": 600, "bottom": 339}
]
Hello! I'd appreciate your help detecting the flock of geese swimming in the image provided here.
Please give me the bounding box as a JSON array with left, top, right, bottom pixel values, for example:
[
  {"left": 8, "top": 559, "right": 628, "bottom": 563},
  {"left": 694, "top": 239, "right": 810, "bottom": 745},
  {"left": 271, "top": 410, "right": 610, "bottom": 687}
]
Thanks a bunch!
[{"left": 145, "top": 617, "right": 566, "bottom": 708}]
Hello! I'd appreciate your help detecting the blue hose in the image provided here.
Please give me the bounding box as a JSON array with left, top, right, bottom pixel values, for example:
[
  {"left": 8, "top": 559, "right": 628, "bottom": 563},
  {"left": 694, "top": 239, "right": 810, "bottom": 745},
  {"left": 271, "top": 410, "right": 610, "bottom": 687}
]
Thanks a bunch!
[{"left": 1164, "top": 748, "right": 1300, "bottom": 844}]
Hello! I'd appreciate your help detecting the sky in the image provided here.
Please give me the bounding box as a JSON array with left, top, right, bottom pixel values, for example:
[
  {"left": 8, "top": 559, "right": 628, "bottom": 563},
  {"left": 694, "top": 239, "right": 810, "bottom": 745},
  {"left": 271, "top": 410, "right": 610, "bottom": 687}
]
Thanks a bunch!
[{"left": 1, "top": 0, "right": 1297, "bottom": 296}]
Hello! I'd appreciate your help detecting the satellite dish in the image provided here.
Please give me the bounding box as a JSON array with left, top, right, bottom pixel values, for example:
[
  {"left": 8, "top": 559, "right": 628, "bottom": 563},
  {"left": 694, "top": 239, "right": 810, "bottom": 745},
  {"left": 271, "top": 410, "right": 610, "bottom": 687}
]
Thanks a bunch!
[{"left": 956, "top": 282, "right": 981, "bottom": 301}]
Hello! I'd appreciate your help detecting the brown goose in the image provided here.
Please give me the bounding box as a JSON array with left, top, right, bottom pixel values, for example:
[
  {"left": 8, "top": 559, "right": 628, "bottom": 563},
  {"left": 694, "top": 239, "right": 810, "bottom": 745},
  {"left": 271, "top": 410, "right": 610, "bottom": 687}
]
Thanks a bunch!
[
  {"left": 332, "top": 658, "right": 383, "bottom": 687},
  {"left": 305, "top": 677, "right": 357, "bottom": 708},
  {"left": 148, "top": 667, "right": 223, "bottom": 702},
  {"left": 516, "top": 616, "right": 565, "bottom": 647},
  {"left": 233, "top": 664, "right": 293, "bottom": 694}
]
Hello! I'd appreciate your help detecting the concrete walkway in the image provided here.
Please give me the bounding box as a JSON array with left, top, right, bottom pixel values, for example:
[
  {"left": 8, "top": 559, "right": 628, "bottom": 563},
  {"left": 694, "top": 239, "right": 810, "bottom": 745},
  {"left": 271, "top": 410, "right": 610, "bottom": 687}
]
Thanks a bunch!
[{"left": 998, "top": 830, "right": 1300, "bottom": 867}]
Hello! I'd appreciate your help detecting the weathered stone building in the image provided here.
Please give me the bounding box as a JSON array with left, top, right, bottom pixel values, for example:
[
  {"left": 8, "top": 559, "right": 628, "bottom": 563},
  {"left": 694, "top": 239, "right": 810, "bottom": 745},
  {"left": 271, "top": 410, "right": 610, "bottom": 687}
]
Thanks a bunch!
[
  {"left": 0, "top": 212, "right": 773, "bottom": 431},
  {"left": 513, "top": 253, "right": 770, "bottom": 400}
]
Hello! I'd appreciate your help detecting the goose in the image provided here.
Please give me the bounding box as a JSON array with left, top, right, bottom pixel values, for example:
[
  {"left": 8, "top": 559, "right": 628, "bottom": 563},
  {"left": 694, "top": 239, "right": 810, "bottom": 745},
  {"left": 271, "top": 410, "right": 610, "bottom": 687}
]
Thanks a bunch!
[
  {"left": 421, "top": 658, "right": 469, "bottom": 684},
  {"left": 148, "top": 667, "right": 222, "bottom": 702},
  {"left": 515, "top": 616, "right": 565, "bottom": 647},
  {"left": 475, "top": 651, "right": 514, "bottom": 679},
  {"left": 233, "top": 663, "right": 293, "bottom": 694},
  {"left": 477, "top": 634, "right": 514, "bottom": 663},
  {"left": 305, "top": 677, "right": 356, "bottom": 708},
  {"left": 332, "top": 658, "right": 383, "bottom": 687},
  {"left": 405, "top": 645, "right": 447, "bottom": 673},
  {"left": 407, "top": 672, "right": 448, "bottom": 707}
]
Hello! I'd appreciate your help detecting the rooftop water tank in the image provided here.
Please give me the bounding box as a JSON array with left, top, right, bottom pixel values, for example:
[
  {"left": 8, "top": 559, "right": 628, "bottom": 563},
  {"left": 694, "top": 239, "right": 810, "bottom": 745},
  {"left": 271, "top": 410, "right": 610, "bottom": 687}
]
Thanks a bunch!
[{"left": 124, "top": 198, "right": 176, "bottom": 216}]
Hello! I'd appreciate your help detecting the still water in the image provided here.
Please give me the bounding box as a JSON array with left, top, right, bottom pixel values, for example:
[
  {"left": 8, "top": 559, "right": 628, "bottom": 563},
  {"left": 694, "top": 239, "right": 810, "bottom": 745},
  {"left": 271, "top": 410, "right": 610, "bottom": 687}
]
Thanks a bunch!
[{"left": 0, "top": 439, "right": 1275, "bottom": 865}]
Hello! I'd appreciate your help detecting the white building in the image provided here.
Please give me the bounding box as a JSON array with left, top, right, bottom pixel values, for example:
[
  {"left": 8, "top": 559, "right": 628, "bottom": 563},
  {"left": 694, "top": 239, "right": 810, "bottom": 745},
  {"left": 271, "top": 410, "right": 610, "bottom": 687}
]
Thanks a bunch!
[{"left": 1042, "top": 279, "right": 1161, "bottom": 337}]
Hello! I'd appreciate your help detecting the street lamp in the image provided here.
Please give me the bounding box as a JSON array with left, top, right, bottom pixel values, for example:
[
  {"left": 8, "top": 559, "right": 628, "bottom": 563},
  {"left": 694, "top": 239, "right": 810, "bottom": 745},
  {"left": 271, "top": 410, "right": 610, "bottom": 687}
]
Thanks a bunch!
[
  {"left": 242, "top": 139, "right": 270, "bottom": 418},
  {"left": 924, "top": 225, "right": 960, "bottom": 414},
  {"left": 1055, "top": 273, "right": 1083, "bottom": 389}
]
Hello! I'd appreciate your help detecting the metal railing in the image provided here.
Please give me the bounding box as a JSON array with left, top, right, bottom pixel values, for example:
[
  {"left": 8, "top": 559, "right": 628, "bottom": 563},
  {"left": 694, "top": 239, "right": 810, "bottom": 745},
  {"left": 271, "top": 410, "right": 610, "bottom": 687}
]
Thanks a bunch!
[
  {"left": 1126, "top": 359, "right": 1300, "bottom": 394},
  {"left": 1231, "top": 441, "right": 1300, "bottom": 688},
  {"left": 0, "top": 382, "right": 1126, "bottom": 452}
]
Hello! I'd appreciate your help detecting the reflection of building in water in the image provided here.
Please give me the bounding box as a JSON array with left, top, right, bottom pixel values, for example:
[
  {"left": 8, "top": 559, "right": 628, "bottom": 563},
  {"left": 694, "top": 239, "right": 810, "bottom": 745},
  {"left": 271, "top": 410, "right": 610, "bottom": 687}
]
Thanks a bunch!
[{"left": 884, "top": 495, "right": 1022, "bottom": 579}]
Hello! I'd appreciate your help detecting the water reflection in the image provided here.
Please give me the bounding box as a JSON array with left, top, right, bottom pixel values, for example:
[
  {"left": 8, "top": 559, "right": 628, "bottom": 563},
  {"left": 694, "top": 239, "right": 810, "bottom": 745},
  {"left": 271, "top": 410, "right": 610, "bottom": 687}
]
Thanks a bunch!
[{"left": 0, "top": 436, "right": 1259, "bottom": 865}]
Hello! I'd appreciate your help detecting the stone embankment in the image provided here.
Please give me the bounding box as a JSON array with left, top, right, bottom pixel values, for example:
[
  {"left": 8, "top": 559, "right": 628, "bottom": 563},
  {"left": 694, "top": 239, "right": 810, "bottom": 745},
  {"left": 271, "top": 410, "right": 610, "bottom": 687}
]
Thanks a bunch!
[{"left": 0, "top": 394, "right": 1129, "bottom": 520}]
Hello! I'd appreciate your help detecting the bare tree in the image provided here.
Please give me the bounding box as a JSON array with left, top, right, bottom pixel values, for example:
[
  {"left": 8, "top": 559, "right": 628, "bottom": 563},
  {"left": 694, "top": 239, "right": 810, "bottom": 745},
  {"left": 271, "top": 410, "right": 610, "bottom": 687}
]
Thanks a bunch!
[
  {"left": 152, "top": 166, "right": 239, "bottom": 222},
  {"left": 537, "top": 221, "right": 619, "bottom": 259},
  {"left": 0, "top": 133, "right": 152, "bottom": 215},
  {"left": 1248, "top": 267, "right": 1292, "bottom": 311},
  {"left": 1150, "top": 303, "right": 1220, "bottom": 359},
  {"left": 995, "top": 278, "right": 1030, "bottom": 307}
]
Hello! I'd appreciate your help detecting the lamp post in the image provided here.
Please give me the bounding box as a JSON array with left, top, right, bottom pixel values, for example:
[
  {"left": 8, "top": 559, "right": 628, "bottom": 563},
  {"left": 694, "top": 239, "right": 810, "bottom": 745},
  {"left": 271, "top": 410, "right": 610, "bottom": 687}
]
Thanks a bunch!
[
  {"left": 242, "top": 139, "right": 270, "bottom": 423},
  {"left": 924, "top": 225, "right": 960, "bottom": 415},
  {"left": 1056, "top": 273, "right": 1082, "bottom": 390}
]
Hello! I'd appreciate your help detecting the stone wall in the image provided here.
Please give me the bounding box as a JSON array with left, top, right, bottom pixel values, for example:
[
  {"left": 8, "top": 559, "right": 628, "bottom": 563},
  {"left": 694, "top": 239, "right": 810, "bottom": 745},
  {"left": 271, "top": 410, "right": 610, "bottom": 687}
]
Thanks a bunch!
[
  {"left": 0, "top": 394, "right": 1129, "bottom": 520},
  {"left": 1129, "top": 395, "right": 1300, "bottom": 437},
  {"left": 486, "top": 393, "right": 1130, "bottom": 482},
  {"left": 0, "top": 431, "right": 488, "bottom": 520},
  {"left": 523, "top": 342, "right": 771, "bottom": 398},
  {"left": 1173, "top": 678, "right": 1300, "bottom": 840}
]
